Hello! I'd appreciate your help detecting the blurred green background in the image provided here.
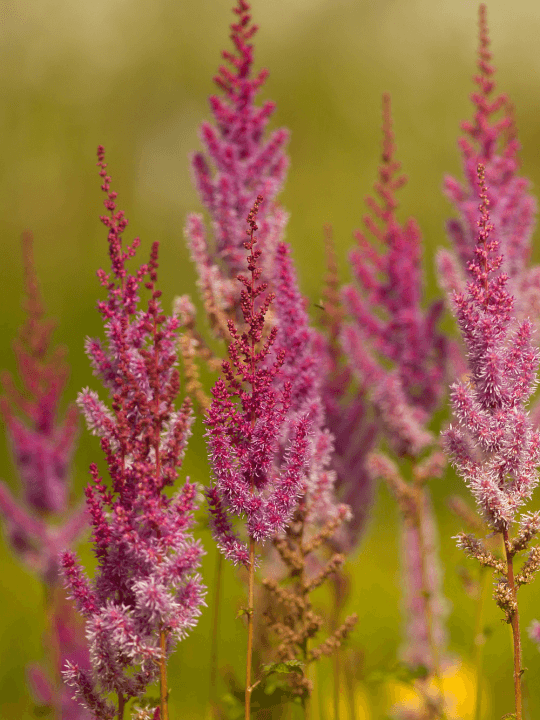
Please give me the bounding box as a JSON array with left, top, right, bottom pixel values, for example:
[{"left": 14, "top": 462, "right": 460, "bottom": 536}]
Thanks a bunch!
[{"left": 2, "top": 0, "right": 540, "bottom": 717}]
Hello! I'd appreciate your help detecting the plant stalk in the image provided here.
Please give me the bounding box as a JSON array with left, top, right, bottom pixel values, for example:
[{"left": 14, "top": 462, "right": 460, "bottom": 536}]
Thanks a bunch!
[
  {"left": 245, "top": 538, "right": 256, "bottom": 720},
  {"left": 160, "top": 629, "right": 170, "bottom": 720},
  {"left": 503, "top": 527, "right": 523, "bottom": 720}
]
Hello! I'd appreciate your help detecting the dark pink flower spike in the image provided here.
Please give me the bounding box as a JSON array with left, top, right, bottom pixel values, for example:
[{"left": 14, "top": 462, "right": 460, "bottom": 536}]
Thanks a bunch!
[
  {"left": 186, "top": 0, "right": 289, "bottom": 320},
  {"left": 61, "top": 148, "right": 205, "bottom": 715},
  {"left": 205, "top": 197, "right": 314, "bottom": 564},
  {"left": 444, "top": 165, "right": 540, "bottom": 531},
  {"left": 341, "top": 94, "right": 446, "bottom": 458},
  {"left": 439, "top": 4, "right": 538, "bottom": 323},
  {"left": 0, "top": 232, "right": 78, "bottom": 516}
]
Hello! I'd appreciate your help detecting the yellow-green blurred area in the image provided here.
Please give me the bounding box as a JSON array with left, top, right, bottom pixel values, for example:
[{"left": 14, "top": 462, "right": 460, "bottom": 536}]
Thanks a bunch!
[{"left": 3, "top": 0, "right": 540, "bottom": 717}]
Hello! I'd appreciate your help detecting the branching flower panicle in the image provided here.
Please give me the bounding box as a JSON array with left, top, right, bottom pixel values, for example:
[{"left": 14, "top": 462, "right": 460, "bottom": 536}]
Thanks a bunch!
[
  {"left": 341, "top": 94, "right": 446, "bottom": 459},
  {"left": 444, "top": 165, "right": 540, "bottom": 530},
  {"left": 0, "top": 232, "right": 90, "bottom": 718},
  {"left": 61, "top": 148, "right": 205, "bottom": 719},
  {"left": 185, "top": 0, "right": 289, "bottom": 335},
  {"left": 205, "top": 196, "right": 312, "bottom": 566},
  {"left": 444, "top": 164, "right": 540, "bottom": 720},
  {"left": 438, "top": 4, "right": 539, "bottom": 323}
]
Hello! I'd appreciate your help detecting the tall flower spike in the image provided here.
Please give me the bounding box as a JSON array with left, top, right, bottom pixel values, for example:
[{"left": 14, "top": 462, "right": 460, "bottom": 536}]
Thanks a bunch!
[
  {"left": 445, "top": 164, "right": 540, "bottom": 720},
  {"left": 205, "top": 196, "right": 312, "bottom": 565},
  {"left": 444, "top": 164, "right": 540, "bottom": 530},
  {"left": 313, "top": 228, "right": 376, "bottom": 554},
  {"left": 341, "top": 94, "right": 446, "bottom": 458},
  {"left": 61, "top": 148, "right": 205, "bottom": 719},
  {"left": 0, "top": 232, "right": 90, "bottom": 719},
  {"left": 438, "top": 4, "right": 538, "bottom": 323},
  {"left": 0, "top": 231, "right": 79, "bottom": 518},
  {"left": 185, "top": 0, "right": 289, "bottom": 329},
  {"left": 269, "top": 241, "right": 349, "bottom": 531}
]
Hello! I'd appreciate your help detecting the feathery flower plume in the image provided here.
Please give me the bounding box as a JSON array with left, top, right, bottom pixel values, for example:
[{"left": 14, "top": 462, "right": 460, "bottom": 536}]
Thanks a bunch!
[
  {"left": 444, "top": 165, "right": 540, "bottom": 720},
  {"left": 340, "top": 96, "right": 449, "bottom": 716},
  {"left": 341, "top": 94, "right": 446, "bottom": 459},
  {"left": 0, "top": 232, "right": 85, "bottom": 581},
  {"left": 316, "top": 226, "right": 377, "bottom": 554},
  {"left": 438, "top": 4, "right": 538, "bottom": 322},
  {"left": 0, "top": 232, "right": 90, "bottom": 719},
  {"left": 205, "top": 197, "right": 311, "bottom": 566},
  {"left": 61, "top": 148, "right": 205, "bottom": 720},
  {"left": 205, "top": 196, "right": 314, "bottom": 718},
  {"left": 185, "top": 0, "right": 289, "bottom": 333}
]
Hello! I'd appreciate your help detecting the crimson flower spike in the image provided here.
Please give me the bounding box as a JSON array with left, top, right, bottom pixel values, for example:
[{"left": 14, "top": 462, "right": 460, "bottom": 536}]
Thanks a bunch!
[
  {"left": 205, "top": 196, "right": 312, "bottom": 565},
  {"left": 61, "top": 147, "right": 205, "bottom": 720},
  {"left": 444, "top": 164, "right": 540, "bottom": 531},
  {"left": 185, "top": 0, "right": 289, "bottom": 327},
  {"left": 341, "top": 94, "right": 446, "bottom": 458},
  {"left": 444, "top": 163, "right": 540, "bottom": 720},
  {"left": 205, "top": 196, "right": 313, "bottom": 718},
  {"left": 438, "top": 4, "right": 538, "bottom": 323}
]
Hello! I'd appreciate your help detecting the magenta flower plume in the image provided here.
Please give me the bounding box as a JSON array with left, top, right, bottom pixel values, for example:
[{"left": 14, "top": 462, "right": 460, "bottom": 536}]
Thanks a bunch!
[
  {"left": 438, "top": 4, "right": 538, "bottom": 320},
  {"left": 61, "top": 148, "right": 205, "bottom": 717},
  {"left": 314, "top": 233, "right": 377, "bottom": 553},
  {"left": 0, "top": 232, "right": 91, "bottom": 718},
  {"left": 0, "top": 231, "right": 80, "bottom": 524},
  {"left": 444, "top": 165, "right": 540, "bottom": 531},
  {"left": 186, "top": 0, "right": 289, "bottom": 321},
  {"left": 205, "top": 197, "right": 313, "bottom": 566},
  {"left": 270, "top": 241, "right": 349, "bottom": 529},
  {"left": 0, "top": 231, "right": 86, "bottom": 583},
  {"left": 341, "top": 94, "right": 446, "bottom": 458}
]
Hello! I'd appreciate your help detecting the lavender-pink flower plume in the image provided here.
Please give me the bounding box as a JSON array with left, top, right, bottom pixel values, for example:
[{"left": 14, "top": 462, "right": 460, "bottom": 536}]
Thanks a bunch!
[
  {"left": 61, "top": 147, "right": 205, "bottom": 718},
  {"left": 444, "top": 165, "right": 540, "bottom": 531}
]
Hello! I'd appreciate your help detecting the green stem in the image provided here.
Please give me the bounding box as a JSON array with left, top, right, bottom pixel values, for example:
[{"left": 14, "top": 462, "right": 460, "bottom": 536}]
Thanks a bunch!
[{"left": 117, "top": 692, "right": 125, "bottom": 720}]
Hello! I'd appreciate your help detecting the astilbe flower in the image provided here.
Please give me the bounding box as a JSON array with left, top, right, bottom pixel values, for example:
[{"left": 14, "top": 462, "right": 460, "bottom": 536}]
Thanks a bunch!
[
  {"left": 341, "top": 94, "right": 446, "bottom": 459},
  {"left": 339, "top": 97, "right": 449, "bottom": 708},
  {"left": 444, "top": 165, "right": 540, "bottom": 531},
  {"left": 205, "top": 197, "right": 312, "bottom": 566},
  {"left": 315, "top": 227, "right": 377, "bottom": 554},
  {"left": 270, "top": 241, "right": 349, "bottom": 531},
  {"left": 0, "top": 232, "right": 86, "bottom": 583},
  {"left": 444, "top": 164, "right": 540, "bottom": 720},
  {"left": 185, "top": 0, "right": 289, "bottom": 336},
  {"left": 61, "top": 148, "right": 205, "bottom": 719},
  {"left": 0, "top": 231, "right": 91, "bottom": 719},
  {"left": 438, "top": 4, "right": 539, "bottom": 324}
]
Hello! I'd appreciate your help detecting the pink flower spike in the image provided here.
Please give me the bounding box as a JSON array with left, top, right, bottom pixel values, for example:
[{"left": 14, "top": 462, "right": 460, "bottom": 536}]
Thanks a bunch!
[
  {"left": 205, "top": 196, "right": 313, "bottom": 562},
  {"left": 443, "top": 165, "right": 540, "bottom": 531},
  {"left": 61, "top": 147, "right": 205, "bottom": 714}
]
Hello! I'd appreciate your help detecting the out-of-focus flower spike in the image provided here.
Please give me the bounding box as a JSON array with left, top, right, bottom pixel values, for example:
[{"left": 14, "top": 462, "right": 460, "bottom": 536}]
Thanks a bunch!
[
  {"left": 341, "top": 94, "right": 446, "bottom": 458},
  {"left": 186, "top": 0, "right": 289, "bottom": 295},
  {"left": 442, "top": 4, "right": 538, "bottom": 326}
]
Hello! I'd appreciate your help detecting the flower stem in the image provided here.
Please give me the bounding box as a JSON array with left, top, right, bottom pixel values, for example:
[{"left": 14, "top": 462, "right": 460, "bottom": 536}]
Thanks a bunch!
[
  {"left": 245, "top": 538, "right": 256, "bottom": 720},
  {"left": 117, "top": 692, "right": 125, "bottom": 720},
  {"left": 503, "top": 527, "right": 523, "bottom": 720},
  {"left": 160, "top": 629, "right": 169, "bottom": 720}
]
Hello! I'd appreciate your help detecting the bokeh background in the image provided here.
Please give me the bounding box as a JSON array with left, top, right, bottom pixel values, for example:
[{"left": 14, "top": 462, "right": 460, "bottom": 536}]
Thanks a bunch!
[{"left": 2, "top": 0, "right": 540, "bottom": 717}]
